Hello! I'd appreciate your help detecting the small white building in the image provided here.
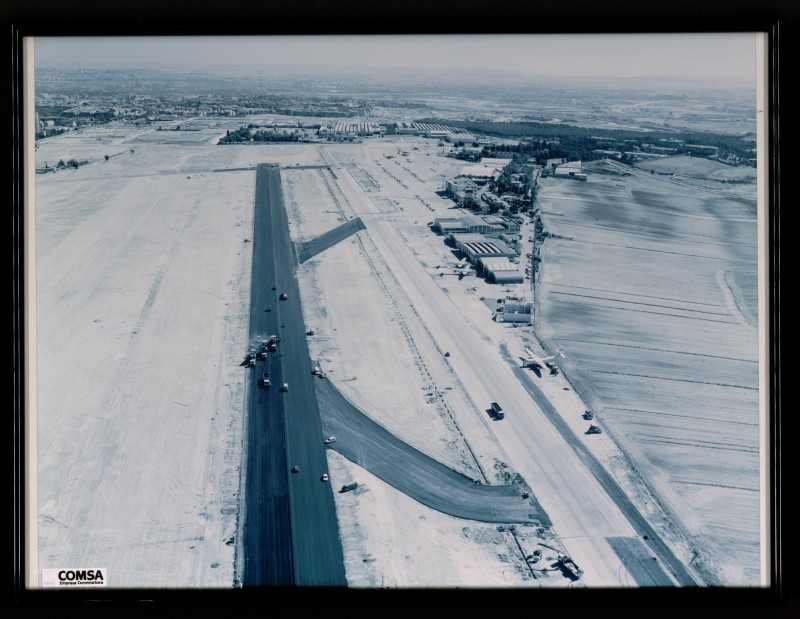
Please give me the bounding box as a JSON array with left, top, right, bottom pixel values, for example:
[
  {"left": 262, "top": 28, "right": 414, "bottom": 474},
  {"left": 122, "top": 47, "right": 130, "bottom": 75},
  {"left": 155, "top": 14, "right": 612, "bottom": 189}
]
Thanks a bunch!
[
  {"left": 553, "top": 160, "right": 588, "bottom": 181},
  {"left": 460, "top": 164, "right": 500, "bottom": 179},
  {"left": 480, "top": 157, "right": 513, "bottom": 170}
]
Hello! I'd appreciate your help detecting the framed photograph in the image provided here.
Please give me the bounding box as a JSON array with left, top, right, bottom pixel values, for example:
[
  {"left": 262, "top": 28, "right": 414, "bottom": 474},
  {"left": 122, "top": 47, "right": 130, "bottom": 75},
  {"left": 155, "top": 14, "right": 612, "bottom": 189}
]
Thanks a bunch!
[{"left": 8, "top": 4, "right": 788, "bottom": 611}]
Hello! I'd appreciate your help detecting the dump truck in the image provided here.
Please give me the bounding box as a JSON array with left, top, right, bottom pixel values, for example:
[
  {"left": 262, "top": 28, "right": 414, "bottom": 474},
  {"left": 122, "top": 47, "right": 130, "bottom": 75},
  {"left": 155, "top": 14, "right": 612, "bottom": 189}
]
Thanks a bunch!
[{"left": 491, "top": 402, "right": 504, "bottom": 420}]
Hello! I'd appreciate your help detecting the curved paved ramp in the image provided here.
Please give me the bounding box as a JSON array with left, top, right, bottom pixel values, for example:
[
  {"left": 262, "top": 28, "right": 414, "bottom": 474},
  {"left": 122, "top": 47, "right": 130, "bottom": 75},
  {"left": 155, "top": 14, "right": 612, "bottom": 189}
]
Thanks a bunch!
[{"left": 315, "top": 378, "right": 551, "bottom": 526}]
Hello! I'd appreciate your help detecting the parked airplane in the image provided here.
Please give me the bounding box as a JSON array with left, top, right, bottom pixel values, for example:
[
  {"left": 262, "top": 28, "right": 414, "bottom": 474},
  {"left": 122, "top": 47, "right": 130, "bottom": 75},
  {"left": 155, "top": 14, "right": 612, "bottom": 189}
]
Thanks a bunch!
[
  {"left": 519, "top": 347, "right": 556, "bottom": 370},
  {"left": 442, "top": 257, "right": 469, "bottom": 270}
]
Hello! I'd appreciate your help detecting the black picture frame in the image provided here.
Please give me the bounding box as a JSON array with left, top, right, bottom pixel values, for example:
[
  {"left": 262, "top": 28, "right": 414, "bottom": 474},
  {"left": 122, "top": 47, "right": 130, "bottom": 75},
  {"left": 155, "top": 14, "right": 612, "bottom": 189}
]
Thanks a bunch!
[{"left": 5, "top": 1, "right": 792, "bottom": 615}]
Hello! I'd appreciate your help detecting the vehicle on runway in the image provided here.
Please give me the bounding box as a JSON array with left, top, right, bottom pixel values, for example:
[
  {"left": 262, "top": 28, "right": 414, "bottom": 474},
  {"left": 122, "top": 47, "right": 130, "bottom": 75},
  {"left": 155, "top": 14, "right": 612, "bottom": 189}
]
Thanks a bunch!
[
  {"left": 324, "top": 436, "right": 336, "bottom": 444},
  {"left": 321, "top": 474, "right": 329, "bottom": 482},
  {"left": 490, "top": 402, "right": 505, "bottom": 420},
  {"left": 281, "top": 383, "right": 289, "bottom": 392}
]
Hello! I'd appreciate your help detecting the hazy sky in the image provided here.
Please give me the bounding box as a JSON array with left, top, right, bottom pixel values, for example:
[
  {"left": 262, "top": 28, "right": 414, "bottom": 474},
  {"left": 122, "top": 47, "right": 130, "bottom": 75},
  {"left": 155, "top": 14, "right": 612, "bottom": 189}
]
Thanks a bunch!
[{"left": 34, "top": 34, "right": 758, "bottom": 80}]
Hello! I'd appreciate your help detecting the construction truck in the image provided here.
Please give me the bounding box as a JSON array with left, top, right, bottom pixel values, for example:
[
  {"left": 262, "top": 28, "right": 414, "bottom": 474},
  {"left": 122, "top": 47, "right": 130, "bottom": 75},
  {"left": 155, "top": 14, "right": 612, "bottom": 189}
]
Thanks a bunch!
[
  {"left": 586, "top": 425, "right": 602, "bottom": 435},
  {"left": 556, "top": 553, "right": 583, "bottom": 580}
]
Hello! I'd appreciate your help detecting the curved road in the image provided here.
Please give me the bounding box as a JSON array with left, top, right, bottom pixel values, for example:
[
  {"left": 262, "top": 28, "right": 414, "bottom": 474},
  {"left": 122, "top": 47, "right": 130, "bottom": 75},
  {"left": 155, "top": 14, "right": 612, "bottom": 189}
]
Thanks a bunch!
[
  {"left": 318, "top": 144, "right": 699, "bottom": 587},
  {"left": 243, "top": 157, "right": 694, "bottom": 588},
  {"left": 316, "top": 378, "right": 550, "bottom": 525}
]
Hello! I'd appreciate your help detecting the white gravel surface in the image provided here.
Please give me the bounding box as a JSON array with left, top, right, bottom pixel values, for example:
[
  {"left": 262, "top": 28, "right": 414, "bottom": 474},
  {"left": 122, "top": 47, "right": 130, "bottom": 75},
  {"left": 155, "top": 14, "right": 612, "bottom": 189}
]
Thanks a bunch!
[{"left": 32, "top": 122, "right": 762, "bottom": 589}]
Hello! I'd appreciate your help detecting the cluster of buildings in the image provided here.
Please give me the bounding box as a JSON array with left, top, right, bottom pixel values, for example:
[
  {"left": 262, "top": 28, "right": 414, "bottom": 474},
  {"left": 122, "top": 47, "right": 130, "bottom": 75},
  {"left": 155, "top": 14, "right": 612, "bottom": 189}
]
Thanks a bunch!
[
  {"left": 432, "top": 215, "right": 525, "bottom": 285},
  {"left": 317, "top": 122, "right": 385, "bottom": 138},
  {"left": 393, "top": 121, "right": 458, "bottom": 138}
]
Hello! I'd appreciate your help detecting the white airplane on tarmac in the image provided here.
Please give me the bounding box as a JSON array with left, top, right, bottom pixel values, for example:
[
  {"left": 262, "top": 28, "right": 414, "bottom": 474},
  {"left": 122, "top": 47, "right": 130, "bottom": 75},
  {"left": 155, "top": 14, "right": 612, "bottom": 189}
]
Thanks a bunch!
[
  {"left": 519, "top": 347, "right": 557, "bottom": 370},
  {"left": 439, "top": 257, "right": 469, "bottom": 270}
]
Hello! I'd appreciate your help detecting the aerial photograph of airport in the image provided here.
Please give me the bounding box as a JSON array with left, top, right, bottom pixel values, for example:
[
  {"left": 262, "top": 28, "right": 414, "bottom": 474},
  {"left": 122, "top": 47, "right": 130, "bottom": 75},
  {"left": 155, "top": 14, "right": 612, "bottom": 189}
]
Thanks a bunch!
[{"left": 29, "top": 33, "right": 765, "bottom": 589}]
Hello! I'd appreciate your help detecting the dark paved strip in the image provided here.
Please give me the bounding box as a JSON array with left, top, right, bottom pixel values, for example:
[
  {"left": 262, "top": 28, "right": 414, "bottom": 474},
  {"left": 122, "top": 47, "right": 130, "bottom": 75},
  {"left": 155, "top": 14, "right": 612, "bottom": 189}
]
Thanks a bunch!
[
  {"left": 505, "top": 349, "right": 698, "bottom": 585},
  {"left": 242, "top": 164, "right": 346, "bottom": 587},
  {"left": 315, "top": 378, "right": 550, "bottom": 526},
  {"left": 607, "top": 537, "right": 675, "bottom": 587},
  {"left": 242, "top": 167, "right": 292, "bottom": 587},
  {"left": 258, "top": 164, "right": 347, "bottom": 587},
  {"left": 296, "top": 217, "right": 367, "bottom": 264},
  {"left": 284, "top": 164, "right": 332, "bottom": 170}
]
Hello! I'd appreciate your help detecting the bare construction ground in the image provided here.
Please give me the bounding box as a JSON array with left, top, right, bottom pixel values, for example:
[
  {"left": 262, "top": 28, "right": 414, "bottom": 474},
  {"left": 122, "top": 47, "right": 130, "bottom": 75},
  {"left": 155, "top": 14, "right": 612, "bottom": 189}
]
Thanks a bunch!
[
  {"left": 32, "top": 120, "right": 760, "bottom": 588},
  {"left": 34, "top": 124, "right": 257, "bottom": 587},
  {"left": 32, "top": 124, "right": 570, "bottom": 588},
  {"left": 535, "top": 159, "right": 760, "bottom": 585},
  {"left": 287, "top": 139, "right": 703, "bottom": 588}
]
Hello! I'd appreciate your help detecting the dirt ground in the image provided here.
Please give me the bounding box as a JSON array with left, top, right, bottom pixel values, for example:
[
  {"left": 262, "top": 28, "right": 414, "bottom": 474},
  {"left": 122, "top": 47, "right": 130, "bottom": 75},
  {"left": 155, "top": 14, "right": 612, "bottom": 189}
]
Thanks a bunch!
[{"left": 31, "top": 119, "right": 762, "bottom": 588}]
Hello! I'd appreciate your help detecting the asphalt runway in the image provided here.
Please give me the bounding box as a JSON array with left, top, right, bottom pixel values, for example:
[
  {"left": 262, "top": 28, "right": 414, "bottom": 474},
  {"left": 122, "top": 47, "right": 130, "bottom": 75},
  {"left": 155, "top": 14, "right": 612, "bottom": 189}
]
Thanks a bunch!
[
  {"left": 316, "top": 378, "right": 550, "bottom": 525},
  {"left": 607, "top": 537, "right": 675, "bottom": 587},
  {"left": 241, "top": 165, "right": 292, "bottom": 587},
  {"left": 241, "top": 164, "right": 346, "bottom": 587}
]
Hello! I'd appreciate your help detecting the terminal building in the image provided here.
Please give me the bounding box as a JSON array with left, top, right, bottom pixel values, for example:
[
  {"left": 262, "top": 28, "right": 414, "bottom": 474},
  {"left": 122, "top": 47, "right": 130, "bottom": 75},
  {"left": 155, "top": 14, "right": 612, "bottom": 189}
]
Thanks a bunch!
[
  {"left": 433, "top": 214, "right": 519, "bottom": 237},
  {"left": 451, "top": 234, "right": 516, "bottom": 265},
  {"left": 394, "top": 121, "right": 457, "bottom": 136},
  {"left": 318, "top": 122, "right": 384, "bottom": 138}
]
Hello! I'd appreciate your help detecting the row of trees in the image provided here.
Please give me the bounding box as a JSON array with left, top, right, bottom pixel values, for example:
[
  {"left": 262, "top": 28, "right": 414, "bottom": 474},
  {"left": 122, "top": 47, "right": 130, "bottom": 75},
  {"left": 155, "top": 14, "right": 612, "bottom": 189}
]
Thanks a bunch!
[
  {"left": 421, "top": 117, "right": 755, "bottom": 165},
  {"left": 218, "top": 126, "right": 304, "bottom": 144}
]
